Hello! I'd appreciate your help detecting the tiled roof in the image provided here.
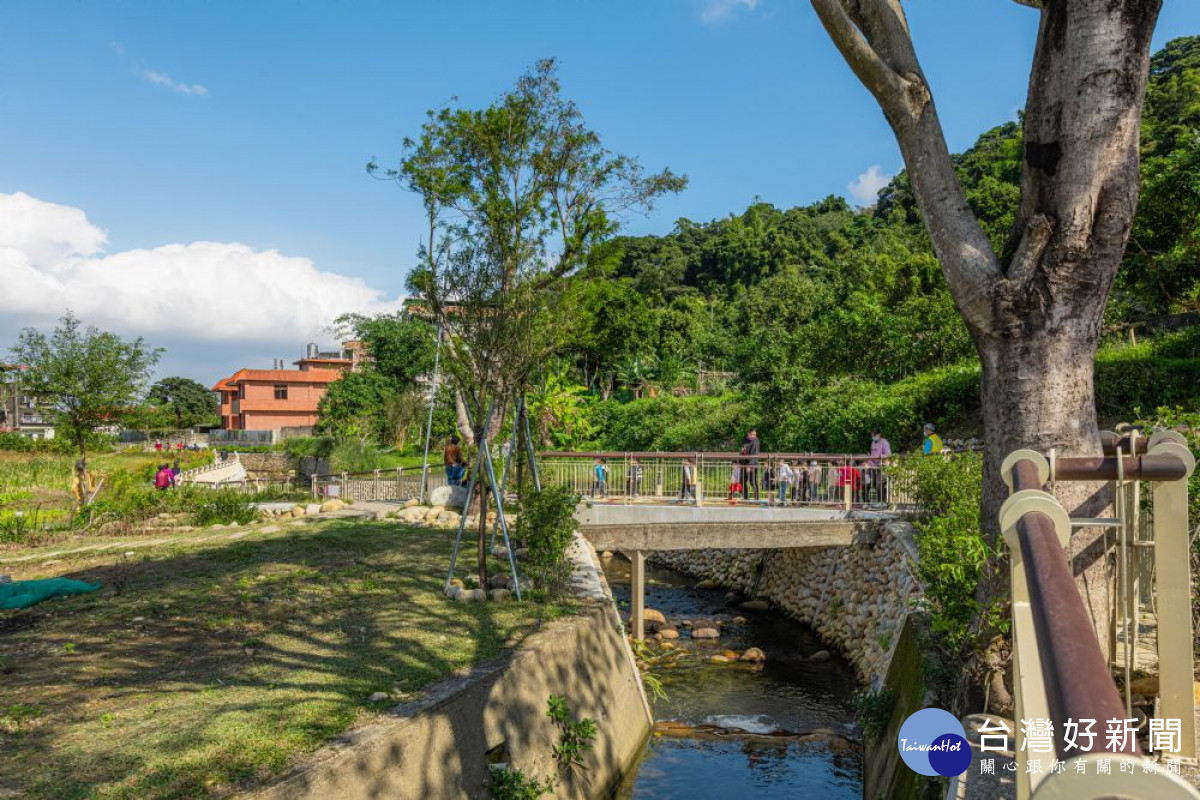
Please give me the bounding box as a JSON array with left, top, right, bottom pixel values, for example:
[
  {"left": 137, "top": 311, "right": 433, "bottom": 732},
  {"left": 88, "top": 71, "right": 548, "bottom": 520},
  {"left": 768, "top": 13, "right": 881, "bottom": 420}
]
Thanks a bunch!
[{"left": 211, "top": 368, "right": 341, "bottom": 391}]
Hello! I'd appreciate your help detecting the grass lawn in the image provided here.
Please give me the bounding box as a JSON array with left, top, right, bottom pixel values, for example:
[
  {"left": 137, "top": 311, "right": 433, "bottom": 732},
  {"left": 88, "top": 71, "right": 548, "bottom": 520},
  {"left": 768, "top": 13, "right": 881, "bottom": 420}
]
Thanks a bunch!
[{"left": 0, "top": 518, "right": 574, "bottom": 799}]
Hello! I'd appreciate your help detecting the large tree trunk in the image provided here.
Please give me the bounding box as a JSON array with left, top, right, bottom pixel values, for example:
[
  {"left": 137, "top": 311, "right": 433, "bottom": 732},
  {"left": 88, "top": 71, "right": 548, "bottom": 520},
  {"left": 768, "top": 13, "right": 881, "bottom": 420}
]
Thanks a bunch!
[{"left": 977, "top": 329, "right": 1113, "bottom": 658}]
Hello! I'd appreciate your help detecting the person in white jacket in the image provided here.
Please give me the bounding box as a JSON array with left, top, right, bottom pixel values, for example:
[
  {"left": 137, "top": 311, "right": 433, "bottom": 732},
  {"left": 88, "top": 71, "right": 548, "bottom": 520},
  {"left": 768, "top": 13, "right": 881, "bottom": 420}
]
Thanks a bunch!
[{"left": 776, "top": 460, "right": 795, "bottom": 506}]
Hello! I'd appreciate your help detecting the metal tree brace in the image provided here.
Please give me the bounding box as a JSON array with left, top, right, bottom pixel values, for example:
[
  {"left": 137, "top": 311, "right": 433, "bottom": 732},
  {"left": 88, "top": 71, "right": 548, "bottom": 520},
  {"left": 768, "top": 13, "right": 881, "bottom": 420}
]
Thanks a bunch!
[{"left": 443, "top": 393, "right": 541, "bottom": 601}]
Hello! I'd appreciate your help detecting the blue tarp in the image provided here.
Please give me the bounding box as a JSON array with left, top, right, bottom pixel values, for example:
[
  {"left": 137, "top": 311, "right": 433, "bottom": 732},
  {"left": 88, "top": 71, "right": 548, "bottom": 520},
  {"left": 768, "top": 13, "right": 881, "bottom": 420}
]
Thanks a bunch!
[{"left": 0, "top": 578, "right": 101, "bottom": 610}]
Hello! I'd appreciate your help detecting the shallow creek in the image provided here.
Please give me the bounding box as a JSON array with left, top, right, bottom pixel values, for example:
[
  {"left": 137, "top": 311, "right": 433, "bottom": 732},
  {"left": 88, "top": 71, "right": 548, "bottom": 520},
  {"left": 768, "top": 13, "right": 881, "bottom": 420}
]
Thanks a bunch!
[{"left": 602, "top": 555, "right": 864, "bottom": 799}]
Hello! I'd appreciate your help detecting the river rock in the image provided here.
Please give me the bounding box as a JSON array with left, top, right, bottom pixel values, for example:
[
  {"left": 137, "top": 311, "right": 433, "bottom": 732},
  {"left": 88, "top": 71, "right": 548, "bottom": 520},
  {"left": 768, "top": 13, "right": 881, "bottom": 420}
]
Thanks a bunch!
[
  {"left": 429, "top": 484, "right": 469, "bottom": 508},
  {"left": 492, "top": 546, "right": 509, "bottom": 559},
  {"left": 733, "top": 616, "right": 748, "bottom": 624},
  {"left": 656, "top": 628, "right": 680, "bottom": 640},
  {"left": 292, "top": 505, "right": 307, "bottom": 517},
  {"left": 488, "top": 574, "right": 511, "bottom": 589},
  {"left": 456, "top": 588, "right": 486, "bottom": 603},
  {"left": 643, "top": 608, "right": 667, "bottom": 625},
  {"left": 740, "top": 599, "right": 770, "bottom": 612},
  {"left": 445, "top": 585, "right": 464, "bottom": 600},
  {"left": 694, "top": 579, "right": 721, "bottom": 590},
  {"left": 305, "top": 503, "right": 322, "bottom": 516},
  {"left": 740, "top": 647, "right": 766, "bottom": 663},
  {"left": 601, "top": 551, "right": 613, "bottom": 559},
  {"left": 404, "top": 498, "right": 420, "bottom": 508},
  {"left": 808, "top": 650, "right": 832, "bottom": 663},
  {"left": 489, "top": 589, "right": 512, "bottom": 602},
  {"left": 320, "top": 499, "right": 346, "bottom": 512},
  {"left": 691, "top": 620, "right": 720, "bottom": 639},
  {"left": 368, "top": 691, "right": 390, "bottom": 703},
  {"left": 1130, "top": 676, "right": 1159, "bottom": 696},
  {"left": 710, "top": 655, "right": 731, "bottom": 664},
  {"left": 514, "top": 548, "right": 528, "bottom": 558}
]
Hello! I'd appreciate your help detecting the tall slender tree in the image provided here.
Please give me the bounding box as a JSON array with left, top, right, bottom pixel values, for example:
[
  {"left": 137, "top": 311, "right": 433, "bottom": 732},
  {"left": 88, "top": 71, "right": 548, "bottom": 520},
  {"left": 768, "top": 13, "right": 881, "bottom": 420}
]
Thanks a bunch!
[{"left": 372, "top": 59, "right": 685, "bottom": 588}]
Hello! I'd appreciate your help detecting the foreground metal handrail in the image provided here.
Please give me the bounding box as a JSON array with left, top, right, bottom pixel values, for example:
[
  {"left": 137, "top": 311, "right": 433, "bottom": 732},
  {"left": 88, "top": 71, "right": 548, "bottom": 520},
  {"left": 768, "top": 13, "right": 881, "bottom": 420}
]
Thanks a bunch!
[{"left": 1000, "top": 435, "right": 1199, "bottom": 799}]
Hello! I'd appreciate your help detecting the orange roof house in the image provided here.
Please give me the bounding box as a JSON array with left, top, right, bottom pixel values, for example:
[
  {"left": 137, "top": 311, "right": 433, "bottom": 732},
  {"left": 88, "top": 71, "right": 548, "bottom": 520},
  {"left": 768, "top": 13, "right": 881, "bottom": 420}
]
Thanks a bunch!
[{"left": 212, "top": 367, "right": 341, "bottom": 432}]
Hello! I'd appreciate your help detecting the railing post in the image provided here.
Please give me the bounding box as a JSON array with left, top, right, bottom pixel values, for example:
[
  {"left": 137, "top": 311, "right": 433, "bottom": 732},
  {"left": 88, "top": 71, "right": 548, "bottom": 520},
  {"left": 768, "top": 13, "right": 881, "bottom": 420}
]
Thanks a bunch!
[
  {"left": 396, "top": 467, "right": 403, "bottom": 501},
  {"left": 630, "top": 550, "right": 646, "bottom": 641},
  {"left": 373, "top": 468, "right": 380, "bottom": 501},
  {"left": 655, "top": 461, "right": 663, "bottom": 497},
  {"left": 1150, "top": 438, "right": 1197, "bottom": 759},
  {"left": 311, "top": 474, "right": 316, "bottom": 499},
  {"left": 341, "top": 472, "right": 347, "bottom": 501},
  {"left": 843, "top": 458, "right": 852, "bottom": 511}
]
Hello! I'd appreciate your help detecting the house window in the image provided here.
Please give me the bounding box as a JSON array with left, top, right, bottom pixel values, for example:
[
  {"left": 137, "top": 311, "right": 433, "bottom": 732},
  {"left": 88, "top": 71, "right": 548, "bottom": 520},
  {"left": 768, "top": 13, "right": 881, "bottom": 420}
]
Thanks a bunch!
[
  {"left": 274, "top": 385, "right": 289, "bottom": 400},
  {"left": 238, "top": 384, "right": 245, "bottom": 400}
]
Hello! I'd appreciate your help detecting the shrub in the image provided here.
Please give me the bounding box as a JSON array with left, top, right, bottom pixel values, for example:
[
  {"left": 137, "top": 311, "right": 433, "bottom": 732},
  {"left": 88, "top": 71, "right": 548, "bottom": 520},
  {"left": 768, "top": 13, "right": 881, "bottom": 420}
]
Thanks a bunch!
[
  {"left": 490, "top": 767, "right": 553, "bottom": 800},
  {"left": 516, "top": 486, "right": 580, "bottom": 598},
  {"left": 897, "top": 453, "right": 1000, "bottom": 653},
  {"left": 329, "top": 440, "right": 382, "bottom": 473},
  {"left": 191, "top": 490, "right": 259, "bottom": 526},
  {"left": 853, "top": 688, "right": 895, "bottom": 741}
]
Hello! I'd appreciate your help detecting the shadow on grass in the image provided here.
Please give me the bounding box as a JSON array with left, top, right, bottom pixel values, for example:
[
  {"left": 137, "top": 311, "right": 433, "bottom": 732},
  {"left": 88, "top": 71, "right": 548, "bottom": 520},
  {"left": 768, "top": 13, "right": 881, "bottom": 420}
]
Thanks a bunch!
[{"left": 0, "top": 520, "right": 568, "bottom": 800}]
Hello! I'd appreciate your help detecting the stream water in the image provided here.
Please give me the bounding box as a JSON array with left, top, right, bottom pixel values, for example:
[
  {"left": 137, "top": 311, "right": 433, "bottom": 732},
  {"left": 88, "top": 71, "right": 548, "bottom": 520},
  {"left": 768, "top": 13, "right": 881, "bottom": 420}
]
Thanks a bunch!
[{"left": 601, "top": 555, "right": 864, "bottom": 799}]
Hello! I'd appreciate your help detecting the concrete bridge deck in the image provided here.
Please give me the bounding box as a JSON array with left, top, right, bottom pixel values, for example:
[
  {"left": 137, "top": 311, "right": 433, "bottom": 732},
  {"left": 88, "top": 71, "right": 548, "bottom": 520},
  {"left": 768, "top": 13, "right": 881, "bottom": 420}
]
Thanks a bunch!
[{"left": 577, "top": 502, "right": 890, "bottom": 551}]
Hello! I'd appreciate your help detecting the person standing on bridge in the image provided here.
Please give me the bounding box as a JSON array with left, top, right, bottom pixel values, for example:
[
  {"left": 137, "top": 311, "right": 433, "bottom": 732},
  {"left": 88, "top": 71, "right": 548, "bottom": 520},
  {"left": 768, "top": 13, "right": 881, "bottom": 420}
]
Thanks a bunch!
[
  {"left": 627, "top": 457, "right": 643, "bottom": 499},
  {"left": 592, "top": 457, "right": 608, "bottom": 498},
  {"left": 775, "top": 459, "right": 794, "bottom": 506},
  {"left": 679, "top": 457, "right": 696, "bottom": 503},
  {"left": 740, "top": 430, "right": 761, "bottom": 501},
  {"left": 868, "top": 430, "right": 891, "bottom": 502},
  {"left": 922, "top": 423, "right": 943, "bottom": 456}
]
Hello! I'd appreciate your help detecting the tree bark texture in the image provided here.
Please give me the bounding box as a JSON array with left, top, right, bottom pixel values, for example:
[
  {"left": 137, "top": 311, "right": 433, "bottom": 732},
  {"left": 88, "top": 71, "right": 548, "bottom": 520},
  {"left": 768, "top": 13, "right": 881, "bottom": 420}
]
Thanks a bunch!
[{"left": 811, "top": 0, "right": 1162, "bottom": 658}]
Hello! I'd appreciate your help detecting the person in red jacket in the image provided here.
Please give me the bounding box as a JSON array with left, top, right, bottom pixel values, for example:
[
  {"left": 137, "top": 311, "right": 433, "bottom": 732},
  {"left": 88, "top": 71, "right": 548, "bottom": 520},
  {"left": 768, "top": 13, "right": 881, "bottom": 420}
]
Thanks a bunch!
[{"left": 154, "top": 464, "right": 173, "bottom": 490}]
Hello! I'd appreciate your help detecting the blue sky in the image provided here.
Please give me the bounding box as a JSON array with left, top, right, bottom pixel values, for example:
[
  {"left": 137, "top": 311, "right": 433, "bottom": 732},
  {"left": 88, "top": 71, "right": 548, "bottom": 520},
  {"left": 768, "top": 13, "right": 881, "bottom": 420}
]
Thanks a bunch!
[{"left": 1, "top": 0, "right": 1198, "bottom": 383}]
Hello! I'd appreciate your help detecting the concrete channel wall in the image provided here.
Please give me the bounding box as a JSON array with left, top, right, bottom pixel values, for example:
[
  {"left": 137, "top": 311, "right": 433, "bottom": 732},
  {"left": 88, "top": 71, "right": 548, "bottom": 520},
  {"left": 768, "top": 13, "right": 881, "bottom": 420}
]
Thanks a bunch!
[{"left": 246, "top": 535, "right": 652, "bottom": 800}]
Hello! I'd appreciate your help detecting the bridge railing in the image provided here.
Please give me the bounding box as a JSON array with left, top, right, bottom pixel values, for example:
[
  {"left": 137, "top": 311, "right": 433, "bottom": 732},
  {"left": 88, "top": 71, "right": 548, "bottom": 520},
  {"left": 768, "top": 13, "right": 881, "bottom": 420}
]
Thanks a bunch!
[
  {"left": 538, "top": 451, "right": 918, "bottom": 509},
  {"left": 1000, "top": 429, "right": 1199, "bottom": 799}
]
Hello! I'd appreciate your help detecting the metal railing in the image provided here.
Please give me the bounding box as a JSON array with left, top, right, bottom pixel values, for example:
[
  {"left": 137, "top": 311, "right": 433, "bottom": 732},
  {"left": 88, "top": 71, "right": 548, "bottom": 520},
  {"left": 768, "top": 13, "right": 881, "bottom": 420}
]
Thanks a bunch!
[
  {"left": 537, "top": 451, "right": 918, "bottom": 509},
  {"left": 310, "top": 466, "right": 445, "bottom": 502},
  {"left": 1000, "top": 428, "right": 1199, "bottom": 798}
]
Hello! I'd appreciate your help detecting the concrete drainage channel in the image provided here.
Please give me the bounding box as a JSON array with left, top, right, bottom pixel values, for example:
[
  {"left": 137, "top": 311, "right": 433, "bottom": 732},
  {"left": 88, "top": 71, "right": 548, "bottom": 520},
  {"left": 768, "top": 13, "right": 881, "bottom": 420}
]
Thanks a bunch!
[{"left": 243, "top": 533, "right": 653, "bottom": 800}]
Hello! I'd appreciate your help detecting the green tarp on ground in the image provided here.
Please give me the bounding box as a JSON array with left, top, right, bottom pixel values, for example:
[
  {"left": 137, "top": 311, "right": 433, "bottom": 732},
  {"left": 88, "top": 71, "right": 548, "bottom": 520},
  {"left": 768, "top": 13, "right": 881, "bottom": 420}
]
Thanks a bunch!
[{"left": 0, "top": 578, "right": 101, "bottom": 610}]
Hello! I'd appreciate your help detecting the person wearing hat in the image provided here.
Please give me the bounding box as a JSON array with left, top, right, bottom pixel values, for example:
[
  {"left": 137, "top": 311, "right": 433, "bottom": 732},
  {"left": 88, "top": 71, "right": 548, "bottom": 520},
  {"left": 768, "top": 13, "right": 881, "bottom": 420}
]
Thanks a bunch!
[{"left": 922, "top": 423, "right": 943, "bottom": 455}]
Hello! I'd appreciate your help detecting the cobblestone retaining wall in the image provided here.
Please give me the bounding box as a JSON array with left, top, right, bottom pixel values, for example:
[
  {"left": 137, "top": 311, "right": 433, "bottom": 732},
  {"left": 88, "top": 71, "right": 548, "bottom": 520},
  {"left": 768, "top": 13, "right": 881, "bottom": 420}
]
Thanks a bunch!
[{"left": 649, "top": 519, "right": 919, "bottom": 685}]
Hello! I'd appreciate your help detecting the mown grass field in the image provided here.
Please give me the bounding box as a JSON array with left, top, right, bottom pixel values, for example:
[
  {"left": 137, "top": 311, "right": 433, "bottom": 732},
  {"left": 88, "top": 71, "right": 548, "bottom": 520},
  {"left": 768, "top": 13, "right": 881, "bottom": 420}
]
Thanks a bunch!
[{"left": 0, "top": 517, "right": 573, "bottom": 799}]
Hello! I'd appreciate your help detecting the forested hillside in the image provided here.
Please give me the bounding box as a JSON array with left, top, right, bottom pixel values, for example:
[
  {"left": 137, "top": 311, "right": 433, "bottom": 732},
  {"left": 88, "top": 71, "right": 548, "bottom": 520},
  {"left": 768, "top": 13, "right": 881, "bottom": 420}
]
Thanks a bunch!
[{"left": 546, "top": 36, "right": 1200, "bottom": 453}]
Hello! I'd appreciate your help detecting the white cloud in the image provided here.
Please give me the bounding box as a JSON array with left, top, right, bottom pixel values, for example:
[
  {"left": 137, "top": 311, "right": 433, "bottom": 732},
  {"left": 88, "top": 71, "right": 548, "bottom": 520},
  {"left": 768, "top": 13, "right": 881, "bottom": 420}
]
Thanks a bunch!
[
  {"left": 847, "top": 165, "right": 892, "bottom": 206},
  {"left": 699, "top": 0, "right": 759, "bottom": 25},
  {"left": 135, "top": 68, "right": 208, "bottom": 97},
  {"left": 0, "top": 192, "right": 401, "bottom": 347}
]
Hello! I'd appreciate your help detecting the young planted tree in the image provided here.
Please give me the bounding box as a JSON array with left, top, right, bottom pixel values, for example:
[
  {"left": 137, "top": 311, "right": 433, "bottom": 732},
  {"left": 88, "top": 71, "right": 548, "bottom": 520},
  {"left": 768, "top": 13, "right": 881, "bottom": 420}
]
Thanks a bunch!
[
  {"left": 810, "top": 0, "right": 1162, "bottom": 698},
  {"left": 11, "top": 312, "right": 161, "bottom": 486},
  {"left": 372, "top": 58, "right": 685, "bottom": 588},
  {"left": 147, "top": 376, "right": 219, "bottom": 429}
]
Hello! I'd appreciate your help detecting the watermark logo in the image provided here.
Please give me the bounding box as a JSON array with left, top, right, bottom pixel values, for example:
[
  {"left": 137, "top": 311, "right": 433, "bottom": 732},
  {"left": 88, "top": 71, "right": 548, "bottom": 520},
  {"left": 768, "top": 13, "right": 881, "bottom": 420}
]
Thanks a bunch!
[{"left": 897, "top": 708, "right": 971, "bottom": 777}]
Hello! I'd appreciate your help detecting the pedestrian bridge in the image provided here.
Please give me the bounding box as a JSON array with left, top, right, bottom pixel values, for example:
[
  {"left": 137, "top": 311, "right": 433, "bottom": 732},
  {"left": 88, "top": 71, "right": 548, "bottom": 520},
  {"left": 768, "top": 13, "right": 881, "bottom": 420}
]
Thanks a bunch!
[{"left": 577, "top": 502, "right": 889, "bottom": 551}]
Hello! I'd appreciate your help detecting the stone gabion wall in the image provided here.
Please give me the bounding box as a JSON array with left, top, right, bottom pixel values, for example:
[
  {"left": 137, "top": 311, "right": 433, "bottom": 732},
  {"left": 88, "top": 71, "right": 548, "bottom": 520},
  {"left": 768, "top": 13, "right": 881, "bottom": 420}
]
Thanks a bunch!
[
  {"left": 236, "top": 452, "right": 294, "bottom": 475},
  {"left": 649, "top": 520, "right": 919, "bottom": 685}
]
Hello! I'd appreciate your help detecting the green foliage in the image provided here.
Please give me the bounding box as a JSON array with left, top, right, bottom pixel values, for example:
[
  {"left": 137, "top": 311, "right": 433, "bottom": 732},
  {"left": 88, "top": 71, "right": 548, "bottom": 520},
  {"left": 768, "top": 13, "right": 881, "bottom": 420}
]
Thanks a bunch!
[
  {"left": 316, "top": 371, "right": 396, "bottom": 443},
  {"left": 853, "top": 688, "right": 895, "bottom": 741},
  {"left": 517, "top": 486, "right": 580, "bottom": 597},
  {"left": 329, "top": 439, "right": 383, "bottom": 473},
  {"left": 592, "top": 394, "right": 748, "bottom": 451},
  {"left": 1135, "top": 406, "right": 1200, "bottom": 533},
  {"left": 547, "top": 695, "right": 597, "bottom": 773},
  {"left": 283, "top": 436, "right": 336, "bottom": 459},
  {"left": 900, "top": 453, "right": 999, "bottom": 653},
  {"left": 489, "top": 766, "right": 554, "bottom": 800},
  {"left": 9, "top": 313, "right": 161, "bottom": 459},
  {"left": 527, "top": 368, "right": 596, "bottom": 450},
  {"left": 190, "top": 491, "right": 259, "bottom": 527},
  {"left": 145, "top": 377, "right": 219, "bottom": 429}
]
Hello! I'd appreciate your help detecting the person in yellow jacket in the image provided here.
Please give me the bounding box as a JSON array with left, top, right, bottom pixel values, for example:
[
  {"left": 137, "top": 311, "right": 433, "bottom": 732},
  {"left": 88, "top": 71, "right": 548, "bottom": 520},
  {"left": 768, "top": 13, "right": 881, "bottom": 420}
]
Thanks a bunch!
[{"left": 922, "top": 422, "right": 943, "bottom": 455}]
